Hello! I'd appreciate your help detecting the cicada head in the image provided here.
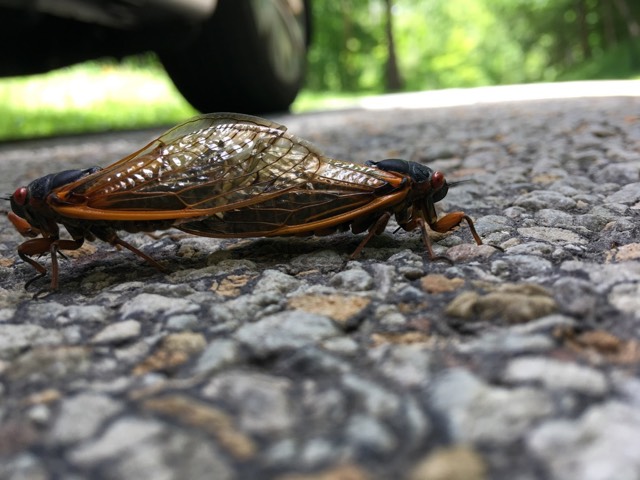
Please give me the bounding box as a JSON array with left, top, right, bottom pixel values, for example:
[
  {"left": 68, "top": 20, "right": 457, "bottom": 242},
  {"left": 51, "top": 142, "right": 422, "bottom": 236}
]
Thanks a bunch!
[
  {"left": 8, "top": 167, "right": 101, "bottom": 231},
  {"left": 368, "top": 159, "right": 450, "bottom": 203}
]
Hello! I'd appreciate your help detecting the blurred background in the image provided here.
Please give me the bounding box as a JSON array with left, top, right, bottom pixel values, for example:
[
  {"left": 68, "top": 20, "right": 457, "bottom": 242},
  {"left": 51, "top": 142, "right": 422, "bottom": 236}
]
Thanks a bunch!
[{"left": 0, "top": 0, "right": 638, "bottom": 141}]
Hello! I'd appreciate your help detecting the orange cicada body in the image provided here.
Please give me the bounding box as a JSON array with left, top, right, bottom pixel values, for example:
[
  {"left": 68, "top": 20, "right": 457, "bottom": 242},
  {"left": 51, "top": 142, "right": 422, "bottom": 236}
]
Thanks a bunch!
[{"left": 6, "top": 113, "right": 485, "bottom": 293}]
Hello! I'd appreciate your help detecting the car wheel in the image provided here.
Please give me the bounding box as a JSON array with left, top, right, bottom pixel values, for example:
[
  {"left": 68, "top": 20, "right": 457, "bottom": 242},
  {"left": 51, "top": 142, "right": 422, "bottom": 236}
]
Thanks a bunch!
[{"left": 159, "top": 0, "right": 310, "bottom": 114}]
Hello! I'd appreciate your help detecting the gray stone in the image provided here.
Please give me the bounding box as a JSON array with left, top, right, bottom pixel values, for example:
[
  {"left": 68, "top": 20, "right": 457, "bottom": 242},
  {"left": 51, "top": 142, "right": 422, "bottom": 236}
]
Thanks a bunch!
[
  {"left": 503, "top": 254, "right": 553, "bottom": 277},
  {"left": 109, "top": 431, "right": 234, "bottom": 480},
  {"left": 0, "top": 453, "right": 48, "bottom": 480},
  {"left": 534, "top": 209, "right": 574, "bottom": 227},
  {"left": 459, "top": 331, "right": 554, "bottom": 355},
  {"left": 598, "top": 162, "right": 640, "bottom": 185},
  {"left": 528, "top": 402, "right": 640, "bottom": 480},
  {"left": 49, "top": 393, "right": 123, "bottom": 444},
  {"left": 561, "top": 261, "right": 640, "bottom": 293},
  {"left": 552, "top": 276, "right": 598, "bottom": 317},
  {"left": 321, "top": 336, "right": 360, "bottom": 354},
  {"left": 503, "top": 357, "right": 608, "bottom": 396},
  {"left": 202, "top": 371, "right": 293, "bottom": 434},
  {"left": 290, "top": 250, "right": 343, "bottom": 270},
  {"left": 345, "top": 415, "right": 397, "bottom": 453},
  {"left": 209, "top": 292, "right": 282, "bottom": 325},
  {"left": 514, "top": 190, "right": 577, "bottom": 211},
  {"left": 299, "top": 437, "right": 342, "bottom": 468},
  {"left": 517, "top": 226, "right": 587, "bottom": 244},
  {"left": 329, "top": 268, "right": 374, "bottom": 291},
  {"left": 165, "top": 314, "right": 199, "bottom": 330},
  {"left": 369, "top": 343, "right": 432, "bottom": 387},
  {"left": 91, "top": 320, "right": 141, "bottom": 344},
  {"left": 56, "top": 305, "right": 109, "bottom": 324},
  {"left": 341, "top": 373, "right": 401, "bottom": 417},
  {"left": 0, "top": 324, "right": 64, "bottom": 358},
  {"left": 252, "top": 269, "right": 301, "bottom": 295},
  {"left": 609, "top": 282, "right": 640, "bottom": 318},
  {"left": 69, "top": 417, "right": 165, "bottom": 467},
  {"left": 605, "top": 182, "right": 640, "bottom": 204},
  {"left": 505, "top": 242, "right": 554, "bottom": 256},
  {"left": 430, "top": 368, "right": 553, "bottom": 444},
  {"left": 194, "top": 339, "right": 239, "bottom": 373},
  {"left": 234, "top": 310, "right": 339, "bottom": 354},
  {"left": 22, "top": 301, "right": 66, "bottom": 323},
  {"left": 473, "top": 215, "right": 513, "bottom": 235},
  {"left": 119, "top": 293, "right": 199, "bottom": 320}
]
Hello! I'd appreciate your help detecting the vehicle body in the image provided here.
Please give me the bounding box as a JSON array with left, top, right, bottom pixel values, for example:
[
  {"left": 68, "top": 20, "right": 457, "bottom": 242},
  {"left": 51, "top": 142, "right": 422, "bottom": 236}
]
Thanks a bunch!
[{"left": 0, "top": 0, "right": 311, "bottom": 113}]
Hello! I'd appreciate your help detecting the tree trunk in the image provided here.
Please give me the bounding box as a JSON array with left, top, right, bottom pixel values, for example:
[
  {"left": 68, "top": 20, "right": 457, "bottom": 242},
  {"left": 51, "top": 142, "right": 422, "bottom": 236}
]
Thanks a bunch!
[
  {"left": 576, "top": 0, "right": 592, "bottom": 59},
  {"left": 383, "top": 0, "right": 403, "bottom": 91},
  {"left": 612, "top": 0, "right": 640, "bottom": 67}
]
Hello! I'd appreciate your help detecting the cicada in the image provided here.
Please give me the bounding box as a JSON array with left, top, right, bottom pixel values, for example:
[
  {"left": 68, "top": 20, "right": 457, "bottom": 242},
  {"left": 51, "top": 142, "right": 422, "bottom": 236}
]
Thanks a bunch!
[{"left": 6, "top": 113, "right": 486, "bottom": 293}]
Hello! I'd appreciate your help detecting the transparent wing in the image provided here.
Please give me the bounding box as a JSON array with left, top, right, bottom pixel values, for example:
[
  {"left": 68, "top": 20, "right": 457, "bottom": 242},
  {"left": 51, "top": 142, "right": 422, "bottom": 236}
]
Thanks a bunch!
[{"left": 51, "top": 113, "right": 407, "bottom": 234}]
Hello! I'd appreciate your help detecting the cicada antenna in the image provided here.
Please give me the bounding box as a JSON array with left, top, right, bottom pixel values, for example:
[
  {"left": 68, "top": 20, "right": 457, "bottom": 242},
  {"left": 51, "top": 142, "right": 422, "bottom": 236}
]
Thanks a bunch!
[{"left": 447, "top": 179, "right": 472, "bottom": 188}]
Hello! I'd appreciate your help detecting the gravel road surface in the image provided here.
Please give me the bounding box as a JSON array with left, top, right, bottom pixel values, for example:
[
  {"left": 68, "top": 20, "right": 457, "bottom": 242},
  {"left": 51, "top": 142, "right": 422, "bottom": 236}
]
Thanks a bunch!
[{"left": 1, "top": 83, "right": 640, "bottom": 480}]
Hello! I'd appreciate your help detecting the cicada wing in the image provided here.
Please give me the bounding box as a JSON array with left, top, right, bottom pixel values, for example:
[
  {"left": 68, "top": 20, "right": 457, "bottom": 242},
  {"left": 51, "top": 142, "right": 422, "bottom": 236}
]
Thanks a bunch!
[{"left": 50, "top": 113, "right": 409, "bottom": 235}]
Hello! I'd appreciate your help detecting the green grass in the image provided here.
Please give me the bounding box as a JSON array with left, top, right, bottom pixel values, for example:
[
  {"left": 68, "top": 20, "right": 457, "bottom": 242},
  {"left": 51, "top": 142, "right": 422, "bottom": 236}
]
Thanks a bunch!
[
  {"left": 0, "top": 59, "right": 368, "bottom": 142},
  {"left": 558, "top": 40, "right": 640, "bottom": 81},
  {"left": 0, "top": 60, "right": 197, "bottom": 141}
]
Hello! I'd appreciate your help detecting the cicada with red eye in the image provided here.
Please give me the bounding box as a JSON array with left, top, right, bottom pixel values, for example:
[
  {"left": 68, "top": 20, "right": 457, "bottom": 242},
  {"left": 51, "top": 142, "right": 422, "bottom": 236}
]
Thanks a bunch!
[{"left": 5, "top": 112, "right": 488, "bottom": 294}]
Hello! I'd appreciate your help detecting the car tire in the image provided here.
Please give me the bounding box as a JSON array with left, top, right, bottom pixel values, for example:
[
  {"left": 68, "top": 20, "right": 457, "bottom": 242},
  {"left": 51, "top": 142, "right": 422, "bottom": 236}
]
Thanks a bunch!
[{"left": 159, "top": 0, "right": 310, "bottom": 114}]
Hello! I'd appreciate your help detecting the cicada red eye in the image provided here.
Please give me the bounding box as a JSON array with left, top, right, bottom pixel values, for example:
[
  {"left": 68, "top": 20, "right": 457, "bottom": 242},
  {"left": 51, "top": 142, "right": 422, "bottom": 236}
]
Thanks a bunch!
[
  {"left": 431, "top": 171, "right": 445, "bottom": 191},
  {"left": 12, "top": 187, "right": 28, "bottom": 206}
]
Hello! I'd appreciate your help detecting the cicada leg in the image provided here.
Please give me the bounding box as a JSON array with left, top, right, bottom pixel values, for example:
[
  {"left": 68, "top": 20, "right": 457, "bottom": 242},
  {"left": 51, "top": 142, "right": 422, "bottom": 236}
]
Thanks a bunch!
[
  {"left": 349, "top": 212, "right": 392, "bottom": 259},
  {"left": 109, "top": 235, "right": 168, "bottom": 273},
  {"left": 428, "top": 212, "right": 483, "bottom": 246},
  {"left": 17, "top": 237, "right": 85, "bottom": 295},
  {"left": 8, "top": 212, "right": 41, "bottom": 238}
]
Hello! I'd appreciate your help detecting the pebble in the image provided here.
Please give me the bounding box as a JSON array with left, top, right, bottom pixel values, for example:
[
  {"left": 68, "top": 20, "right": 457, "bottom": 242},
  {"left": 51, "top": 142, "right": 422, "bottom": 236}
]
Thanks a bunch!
[
  {"left": 410, "top": 446, "right": 487, "bottom": 480},
  {"left": 503, "top": 357, "right": 608, "bottom": 396},
  {"left": 445, "top": 283, "right": 557, "bottom": 323},
  {"left": 90, "top": 320, "right": 141, "bottom": 344},
  {"left": 111, "top": 430, "right": 234, "bottom": 480},
  {"left": 68, "top": 417, "right": 165, "bottom": 467},
  {"left": 345, "top": 415, "right": 397, "bottom": 453},
  {"left": 341, "top": 374, "right": 401, "bottom": 417},
  {"left": 202, "top": 371, "right": 294, "bottom": 434},
  {"left": 430, "top": 368, "right": 553, "bottom": 444},
  {"left": 0, "top": 324, "right": 64, "bottom": 358},
  {"left": 253, "top": 269, "right": 301, "bottom": 295},
  {"left": 459, "top": 331, "right": 554, "bottom": 355},
  {"left": 48, "top": 393, "right": 123, "bottom": 444},
  {"left": 514, "top": 190, "right": 577, "bottom": 210},
  {"left": 608, "top": 282, "right": 640, "bottom": 319},
  {"left": 329, "top": 268, "right": 374, "bottom": 291},
  {"left": 119, "top": 293, "right": 199, "bottom": 320},
  {"left": 369, "top": 343, "right": 432, "bottom": 387},
  {"left": 56, "top": 305, "right": 109, "bottom": 324},
  {"left": 605, "top": 182, "right": 640, "bottom": 204},
  {"left": 517, "top": 226, "right": 587, "bottom": 244},
  {"left": 194, "top": 339, "right": 240, "bottom": 374},
  {"left": 234, "top": 311, "right": 340, "bottom": 355},
  {"left": 552, "top": 276, "right": 598, "bottom": 317},
  {"left": 528, "top": 402, "right": 640, "bottom": 480}
]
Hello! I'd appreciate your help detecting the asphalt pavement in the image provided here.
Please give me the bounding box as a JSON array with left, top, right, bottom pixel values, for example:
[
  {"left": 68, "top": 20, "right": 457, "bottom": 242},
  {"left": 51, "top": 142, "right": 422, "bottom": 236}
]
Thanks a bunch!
[{"left": 1, "top": 82, "right": 640, "bottom": 480}]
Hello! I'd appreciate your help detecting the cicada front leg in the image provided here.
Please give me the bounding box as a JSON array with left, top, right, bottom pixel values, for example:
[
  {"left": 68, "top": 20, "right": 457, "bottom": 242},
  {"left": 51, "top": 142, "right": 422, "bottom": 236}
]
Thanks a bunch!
[
  {"left": 17, "top": 237, "right": 85, "bottom": 295},
  {"left": 8, "top": 212, "right": 41, "bottom": 238},
  {"left": 427, "top": 211, "right": 483, "bottom": 246}
]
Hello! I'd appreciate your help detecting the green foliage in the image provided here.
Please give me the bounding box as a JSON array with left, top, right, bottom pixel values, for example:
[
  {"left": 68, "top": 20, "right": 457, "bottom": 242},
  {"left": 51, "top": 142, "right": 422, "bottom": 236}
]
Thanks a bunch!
[
  {"left": 0, "top": 60, "right": 195, "bottom": 141},
  {"left": 305, "top": 0, "right": 640, "bottom": 93}
]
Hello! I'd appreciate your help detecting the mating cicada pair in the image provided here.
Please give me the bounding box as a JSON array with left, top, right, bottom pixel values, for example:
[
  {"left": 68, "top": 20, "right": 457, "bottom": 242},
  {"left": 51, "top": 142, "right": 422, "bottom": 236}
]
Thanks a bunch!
[{"left": 6, "top": 113, "right": 486, "bottom": 293}]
